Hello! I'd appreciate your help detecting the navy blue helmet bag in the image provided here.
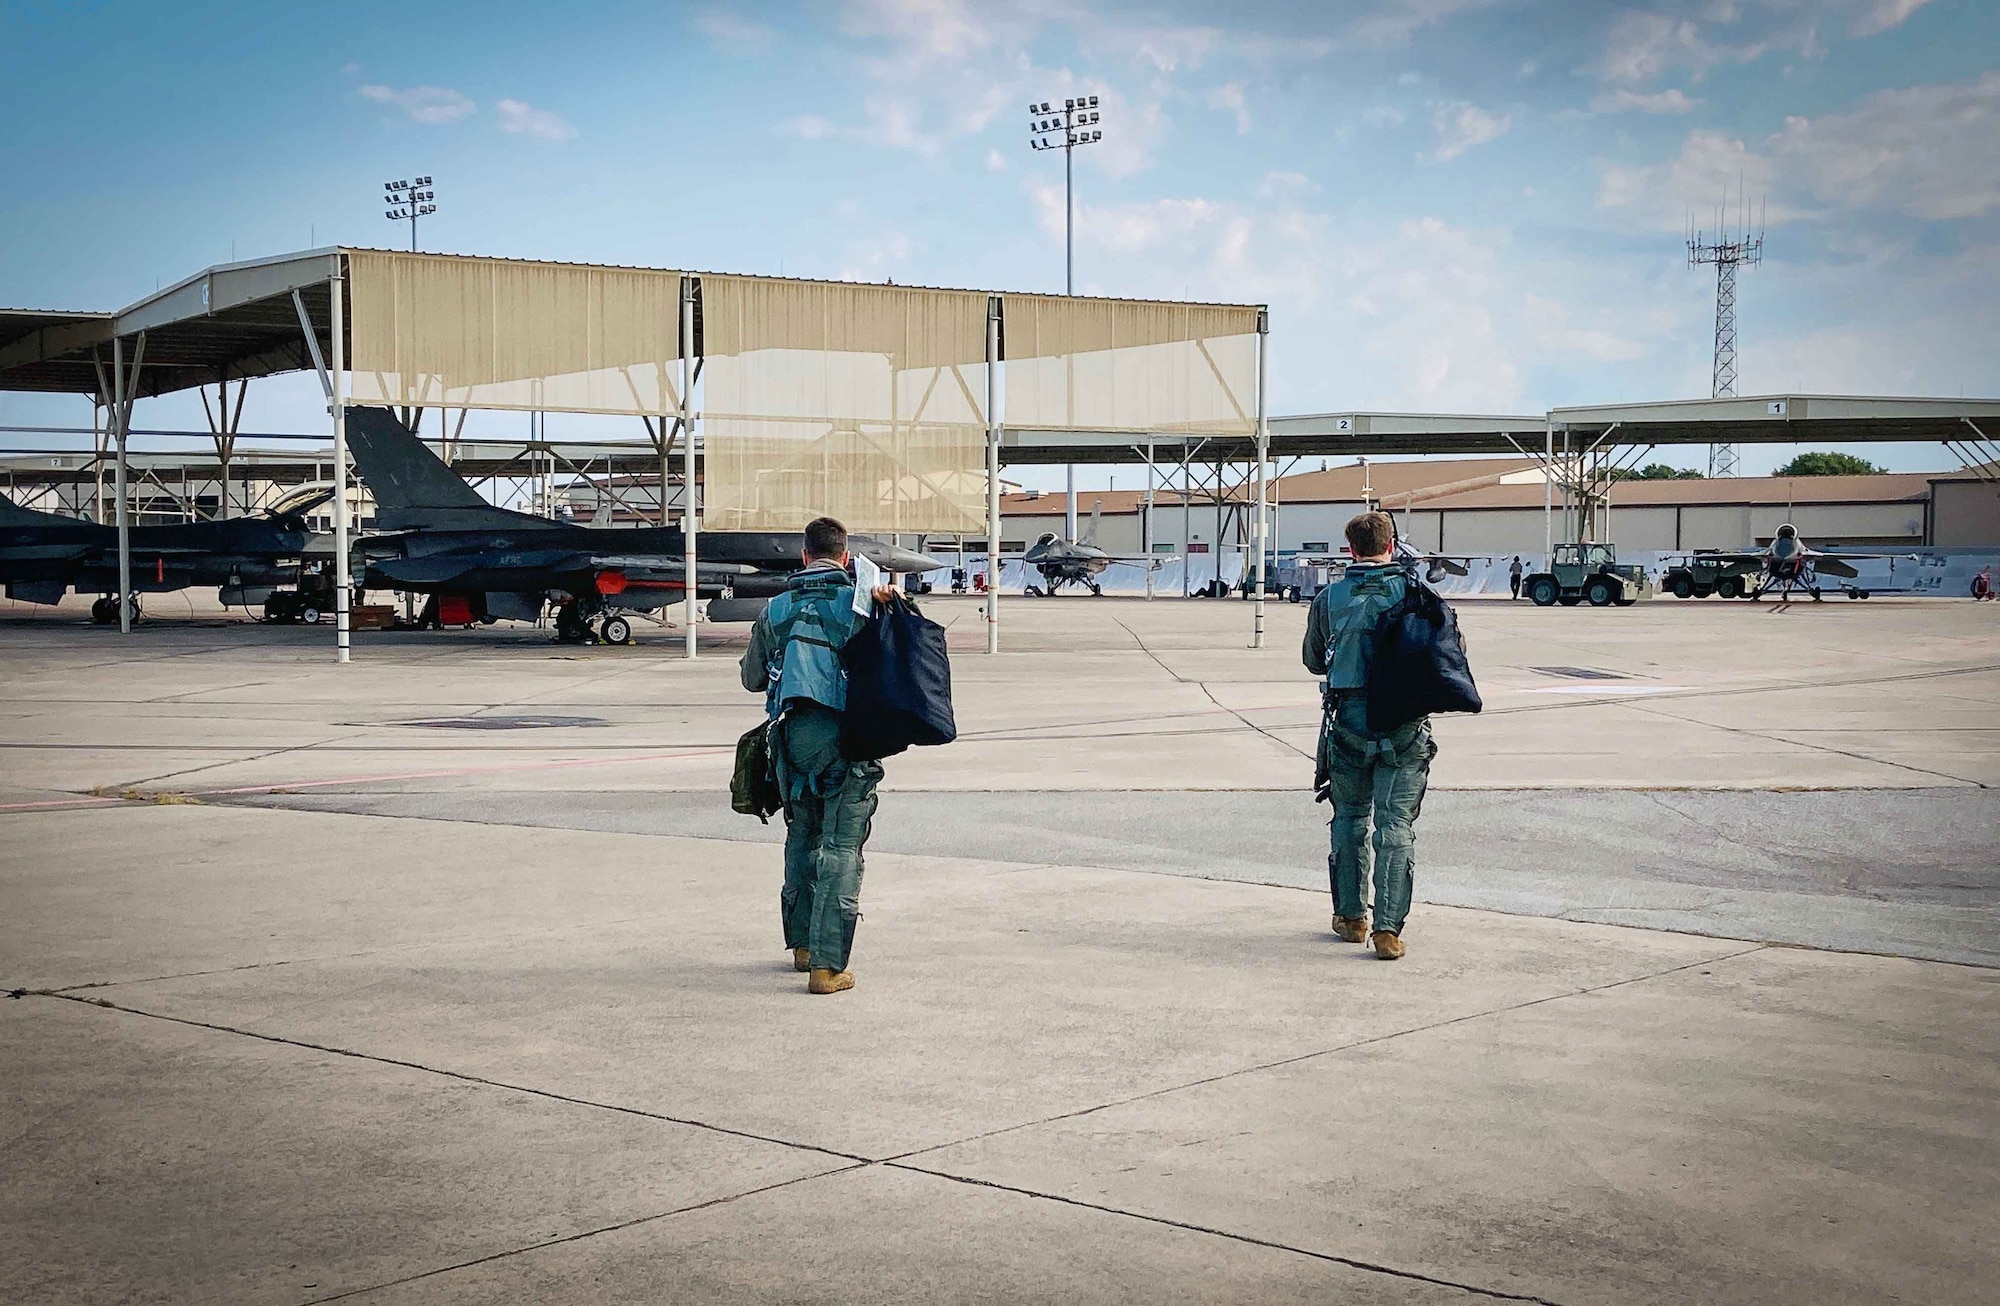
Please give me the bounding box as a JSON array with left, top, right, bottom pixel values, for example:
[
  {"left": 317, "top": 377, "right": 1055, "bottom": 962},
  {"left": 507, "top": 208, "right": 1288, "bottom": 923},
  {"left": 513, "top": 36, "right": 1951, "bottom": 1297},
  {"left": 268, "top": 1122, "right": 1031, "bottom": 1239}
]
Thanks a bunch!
[
  {"left": 1365, "top": 581, "right": 1482, "bottom": 734},
  {"left": 840, "top": 594, "right": 958, "bottom": 761}
]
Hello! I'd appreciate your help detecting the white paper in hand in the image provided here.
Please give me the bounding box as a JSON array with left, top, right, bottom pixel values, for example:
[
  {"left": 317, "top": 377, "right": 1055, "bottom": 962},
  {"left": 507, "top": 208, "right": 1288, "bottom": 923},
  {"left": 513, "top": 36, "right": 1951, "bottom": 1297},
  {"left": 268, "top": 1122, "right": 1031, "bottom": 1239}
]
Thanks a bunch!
[{"left": 852, "top": 553, "right": 882, "bottom": 616}]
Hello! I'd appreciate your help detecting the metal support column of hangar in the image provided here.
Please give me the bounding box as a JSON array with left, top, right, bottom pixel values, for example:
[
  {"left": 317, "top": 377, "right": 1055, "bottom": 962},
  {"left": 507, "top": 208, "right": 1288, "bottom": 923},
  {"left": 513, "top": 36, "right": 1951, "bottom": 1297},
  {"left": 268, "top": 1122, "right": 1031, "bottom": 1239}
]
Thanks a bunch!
[{"left": 681, "top": 276, "right": 698, "bottom": 661}]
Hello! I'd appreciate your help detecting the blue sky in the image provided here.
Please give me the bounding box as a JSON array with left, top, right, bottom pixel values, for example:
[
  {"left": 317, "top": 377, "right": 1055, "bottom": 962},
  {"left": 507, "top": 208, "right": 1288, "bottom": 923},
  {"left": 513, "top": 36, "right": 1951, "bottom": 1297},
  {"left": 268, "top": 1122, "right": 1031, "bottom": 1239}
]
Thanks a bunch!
[{"left": 2, "top": 0, "right": 1995, "bottom": 482}]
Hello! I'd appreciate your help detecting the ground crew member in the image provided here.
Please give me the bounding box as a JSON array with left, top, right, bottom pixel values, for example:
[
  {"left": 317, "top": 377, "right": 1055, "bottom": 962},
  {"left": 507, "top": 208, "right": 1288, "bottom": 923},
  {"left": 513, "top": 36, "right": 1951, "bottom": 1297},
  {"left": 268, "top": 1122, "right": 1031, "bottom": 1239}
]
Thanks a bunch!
[
  {"left": 1509, "top": 555, "right": 1523, "bottom": 600},
  {"left": 1302, "top": 511, "right": 1437, "bottom": 960},
  {"left": 739, "top": 517, "right": 895, "bottom": 994}
]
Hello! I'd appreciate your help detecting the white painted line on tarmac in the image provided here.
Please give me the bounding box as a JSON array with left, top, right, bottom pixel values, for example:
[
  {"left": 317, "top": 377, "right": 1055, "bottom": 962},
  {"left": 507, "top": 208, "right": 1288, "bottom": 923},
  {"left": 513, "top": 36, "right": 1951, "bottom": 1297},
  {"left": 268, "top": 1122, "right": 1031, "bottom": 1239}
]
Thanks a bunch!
[{"left": 1522, "top": 685, "right": 1689, "bottom": 695}]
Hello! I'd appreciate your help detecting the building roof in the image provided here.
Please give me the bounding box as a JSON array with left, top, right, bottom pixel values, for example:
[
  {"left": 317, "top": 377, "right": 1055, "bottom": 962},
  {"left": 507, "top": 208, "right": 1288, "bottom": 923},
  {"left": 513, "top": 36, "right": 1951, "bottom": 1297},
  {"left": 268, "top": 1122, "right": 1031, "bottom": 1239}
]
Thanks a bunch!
[
  {"left": 1549, "top": 394, "right": 2000, "bottom": 448},
  {"left": 1418, "top": 472, "right": 1933, "bottom": 511}
]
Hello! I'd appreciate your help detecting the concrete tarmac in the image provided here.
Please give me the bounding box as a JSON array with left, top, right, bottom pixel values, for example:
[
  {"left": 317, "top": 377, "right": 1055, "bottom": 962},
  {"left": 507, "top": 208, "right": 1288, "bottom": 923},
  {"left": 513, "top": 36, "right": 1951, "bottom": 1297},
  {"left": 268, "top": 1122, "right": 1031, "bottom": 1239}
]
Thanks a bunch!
[{"left": 2, "top": 595, "right": 1996, "bottom": 1303}]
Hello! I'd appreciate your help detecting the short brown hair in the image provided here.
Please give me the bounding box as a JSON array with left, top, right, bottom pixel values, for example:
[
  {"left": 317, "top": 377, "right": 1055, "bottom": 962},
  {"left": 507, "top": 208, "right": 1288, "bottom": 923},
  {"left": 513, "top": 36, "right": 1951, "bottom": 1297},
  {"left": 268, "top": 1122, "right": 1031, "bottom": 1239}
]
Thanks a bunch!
[
  {"left": 1345, "top": 511, "right": 1394, "bottom": 559},
  {"left": 803, "top": 516, "right": 849, "bottom": 560}
]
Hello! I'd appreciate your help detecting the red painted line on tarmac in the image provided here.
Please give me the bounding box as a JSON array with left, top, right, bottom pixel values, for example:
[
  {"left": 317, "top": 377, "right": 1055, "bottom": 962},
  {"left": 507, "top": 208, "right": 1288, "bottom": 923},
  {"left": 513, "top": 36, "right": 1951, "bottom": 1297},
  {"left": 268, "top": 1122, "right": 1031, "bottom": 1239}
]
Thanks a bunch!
[{"left": 189, "top": 745, "right": 738, "bottom": 798}]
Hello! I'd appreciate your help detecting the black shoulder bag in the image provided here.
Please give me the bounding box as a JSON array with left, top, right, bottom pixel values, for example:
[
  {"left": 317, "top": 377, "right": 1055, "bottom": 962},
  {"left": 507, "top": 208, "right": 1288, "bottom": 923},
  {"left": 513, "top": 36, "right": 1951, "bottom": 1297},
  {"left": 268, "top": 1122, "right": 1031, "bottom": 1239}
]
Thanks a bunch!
[
  {"left": 840, "top": 595, "right": 958, "bottom": 761},
  {"left": 1365, "top": 581, "right": 1483, "bottom": 735}
]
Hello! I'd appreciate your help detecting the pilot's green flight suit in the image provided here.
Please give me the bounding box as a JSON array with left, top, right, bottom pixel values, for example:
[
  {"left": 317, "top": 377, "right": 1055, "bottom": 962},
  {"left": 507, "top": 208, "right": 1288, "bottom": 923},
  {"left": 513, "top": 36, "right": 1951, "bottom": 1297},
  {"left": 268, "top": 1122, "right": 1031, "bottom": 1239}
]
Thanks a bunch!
[
  {"left": 740, "top": 563, "right": 881, "bottom": 973},
  {"left": 1302, "top": 562, "right": 1436, "bottom": 936}
]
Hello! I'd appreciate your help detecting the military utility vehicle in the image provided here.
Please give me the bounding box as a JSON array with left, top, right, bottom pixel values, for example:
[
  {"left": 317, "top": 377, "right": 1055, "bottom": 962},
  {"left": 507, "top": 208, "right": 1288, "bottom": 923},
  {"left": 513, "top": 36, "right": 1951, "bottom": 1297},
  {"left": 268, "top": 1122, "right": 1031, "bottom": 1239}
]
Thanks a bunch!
[
  {"left": 1524, "top": 542, "right": 1651, "bottom": 607},
  {"left": 1659, "top": 553, "right": 1761, "bottom": 599}
]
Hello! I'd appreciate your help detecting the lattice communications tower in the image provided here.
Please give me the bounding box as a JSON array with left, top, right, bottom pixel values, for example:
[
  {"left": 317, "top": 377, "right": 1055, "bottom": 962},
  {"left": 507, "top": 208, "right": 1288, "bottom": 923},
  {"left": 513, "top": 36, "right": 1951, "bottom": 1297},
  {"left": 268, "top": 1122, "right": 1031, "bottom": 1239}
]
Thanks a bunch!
[{"left": 1688, "top": 204, "right": 1763, "bottom": 477}]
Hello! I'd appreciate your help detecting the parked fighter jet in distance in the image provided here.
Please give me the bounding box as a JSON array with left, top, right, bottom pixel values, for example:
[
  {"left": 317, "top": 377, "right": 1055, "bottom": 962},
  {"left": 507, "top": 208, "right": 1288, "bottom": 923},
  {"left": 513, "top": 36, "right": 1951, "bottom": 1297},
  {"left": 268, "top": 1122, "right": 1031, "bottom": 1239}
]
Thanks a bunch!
[
  {"left": 1272, "top": 538, "right": 1477, "bottom": 602},
  {"left": 1701, "top": 524, "right": 1911, "bottom": 606},
  {"left": 0, "top": 490, "right": 314, "bottom": 622},
  {"left": 1021, "top": 502, "right": 1171, "bottom": 595},
  {"left": 343, "top": 407, "right": 940, "bottom": 643}
]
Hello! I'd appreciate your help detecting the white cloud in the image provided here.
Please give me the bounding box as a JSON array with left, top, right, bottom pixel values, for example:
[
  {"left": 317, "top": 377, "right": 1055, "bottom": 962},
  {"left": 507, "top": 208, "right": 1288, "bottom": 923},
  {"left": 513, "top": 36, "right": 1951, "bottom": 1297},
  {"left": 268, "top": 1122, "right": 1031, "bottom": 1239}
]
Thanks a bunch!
[
  {"left": 1772, "top": 71, "right": 2000, "bottom": 220},
  {"left": 496, "top": 98, "right": 576, "bottom": 141},
  {"left": 1593, "top": 1, "right": 1935, "bottom": 86},
  {"left": 1522, "top": 293, "right": 1646, "bottom": 363},
  {"left": 841, "top": 0, "right": 995, "bottom": 61},
  {"left": 1591, "top": 87, "right": 1702, "bottom": 114},
  {"left": 985, "top": 148, "right": 1008, "bottom": 170},
  {"left": 837, "top": 229, "right": 912, "bottom": 282},
  {"left": 1346, "top": 0, "right": 1499, "bottom": 48},
  {"left": 1012, "top": 180, "right": 1689, "bottom": 412},
  {"left": 1599, "top": 129, "right": 1787, "bottom": 228},
  {"left": 1427, "top": 100, "right": 1511, "bottom": 161},
  {"left": 696, "top": 9, "right": 775, "bottom": 49},
  {"left": 1600, "top": 71, "right": 2000, "bottom": 226},
  {"left": 1257, "top": 170, "right": 1318, "bottom": 199},
  {"left": 1205, "top": 82, "right": 1251, "bottom": 134},
  {"left": 1363, "top": 104, "right": 1407, "bottom": 128},
  {"left": 358, "top": 84, "right": 475, "bottom": 125},
  {"left": 1849, "top": 0, "right": 1934, "bottom": 37},
  {"left": 781, "top": 114, "right": 839, "bottom": 141}
]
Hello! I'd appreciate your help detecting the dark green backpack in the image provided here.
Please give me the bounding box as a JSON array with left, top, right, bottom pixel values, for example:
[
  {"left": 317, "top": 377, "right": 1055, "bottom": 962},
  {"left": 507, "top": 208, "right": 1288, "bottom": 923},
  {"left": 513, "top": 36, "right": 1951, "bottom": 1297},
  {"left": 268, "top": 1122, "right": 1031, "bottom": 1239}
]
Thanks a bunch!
[{"left": 731, "top": 719, "right": 783, "bottom": 823}]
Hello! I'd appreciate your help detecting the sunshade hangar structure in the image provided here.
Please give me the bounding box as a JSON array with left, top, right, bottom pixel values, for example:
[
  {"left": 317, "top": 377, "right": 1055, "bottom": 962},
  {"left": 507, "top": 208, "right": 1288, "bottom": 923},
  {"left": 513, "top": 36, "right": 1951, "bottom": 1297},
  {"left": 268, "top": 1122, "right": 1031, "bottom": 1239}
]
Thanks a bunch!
[{"left": 0, "top": 249, "right": 1272, "bottom": 657}]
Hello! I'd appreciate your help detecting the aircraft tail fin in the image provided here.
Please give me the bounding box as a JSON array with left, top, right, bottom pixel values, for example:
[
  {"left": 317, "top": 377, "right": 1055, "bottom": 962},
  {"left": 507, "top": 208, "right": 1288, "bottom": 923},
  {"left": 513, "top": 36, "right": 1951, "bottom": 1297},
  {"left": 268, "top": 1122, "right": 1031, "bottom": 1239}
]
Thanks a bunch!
[
  {"left": 0, "top": 491, "right": 61, "bottom": 525},
  {"left": 345, "top": 406, "right": 524, "bottom": 526},
  {"left": 1082, "top": 498, "right": 1102, "bottom": 546}
]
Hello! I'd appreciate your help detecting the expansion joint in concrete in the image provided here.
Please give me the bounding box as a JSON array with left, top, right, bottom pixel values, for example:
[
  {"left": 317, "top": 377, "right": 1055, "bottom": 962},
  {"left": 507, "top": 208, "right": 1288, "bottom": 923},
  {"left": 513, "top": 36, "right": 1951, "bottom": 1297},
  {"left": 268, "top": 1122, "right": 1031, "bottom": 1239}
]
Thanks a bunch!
[
  {"left": 882, "top": 1161, "right": 1569, "bottom": 1305},
  {"left": 298, "top": 1163, "right": 871, "bottom": 1304},
  {"left": 23, "top": 989, "right": 873, "bottom": 1166}
]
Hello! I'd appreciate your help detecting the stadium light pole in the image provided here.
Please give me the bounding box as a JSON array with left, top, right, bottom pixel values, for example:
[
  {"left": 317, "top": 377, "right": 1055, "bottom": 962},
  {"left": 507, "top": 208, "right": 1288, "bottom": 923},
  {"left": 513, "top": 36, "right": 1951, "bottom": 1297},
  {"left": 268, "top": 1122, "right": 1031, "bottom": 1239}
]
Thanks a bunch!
[
  {"left": 1027, "top": 96, "right": 1103, "bottom": 295},
  {"left": 383, "top": 176, "right": 438, "bottom": 252}
]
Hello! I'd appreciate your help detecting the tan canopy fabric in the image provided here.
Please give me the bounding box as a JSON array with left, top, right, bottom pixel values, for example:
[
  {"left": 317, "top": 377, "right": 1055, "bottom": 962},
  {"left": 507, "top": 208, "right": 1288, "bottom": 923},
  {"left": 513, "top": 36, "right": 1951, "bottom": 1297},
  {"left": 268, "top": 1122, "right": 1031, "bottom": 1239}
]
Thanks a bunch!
[
  {"left": 701, "top": 275, "right": 990, "bottom": 534},
  {"left": 1002, "top": 295, "right": 1258, "bottom": 437},
  {"left": 346, "top": 251, "right": 684, "bottom": 416}
]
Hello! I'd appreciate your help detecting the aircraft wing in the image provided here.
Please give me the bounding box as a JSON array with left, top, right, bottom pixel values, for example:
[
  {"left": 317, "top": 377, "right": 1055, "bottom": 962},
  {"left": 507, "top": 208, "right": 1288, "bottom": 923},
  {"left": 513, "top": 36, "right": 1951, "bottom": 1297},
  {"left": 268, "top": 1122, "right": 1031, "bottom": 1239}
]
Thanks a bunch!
[{"left": 1812, "top": 556, "right": 1861, "bottom": 579}]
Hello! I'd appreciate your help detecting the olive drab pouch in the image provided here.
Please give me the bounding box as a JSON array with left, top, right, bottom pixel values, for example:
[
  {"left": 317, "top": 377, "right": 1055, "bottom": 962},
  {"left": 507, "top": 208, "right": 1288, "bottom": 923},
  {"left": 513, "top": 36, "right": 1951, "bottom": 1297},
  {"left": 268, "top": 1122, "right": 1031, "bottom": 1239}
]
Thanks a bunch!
[{"left": 731, "top": 718, "right": 783, "bottom": 823}]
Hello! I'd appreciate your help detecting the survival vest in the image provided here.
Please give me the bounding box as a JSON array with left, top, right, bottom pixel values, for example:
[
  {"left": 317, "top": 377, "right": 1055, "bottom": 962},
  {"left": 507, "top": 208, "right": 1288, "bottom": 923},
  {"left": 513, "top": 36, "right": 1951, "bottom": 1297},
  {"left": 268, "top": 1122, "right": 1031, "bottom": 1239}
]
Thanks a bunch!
[
  {"left": 762, "top": 570, "right": 857, "bottom": 718},
  {"left": 1316, "top": 564, "right": 1407, "bottom": 695}
]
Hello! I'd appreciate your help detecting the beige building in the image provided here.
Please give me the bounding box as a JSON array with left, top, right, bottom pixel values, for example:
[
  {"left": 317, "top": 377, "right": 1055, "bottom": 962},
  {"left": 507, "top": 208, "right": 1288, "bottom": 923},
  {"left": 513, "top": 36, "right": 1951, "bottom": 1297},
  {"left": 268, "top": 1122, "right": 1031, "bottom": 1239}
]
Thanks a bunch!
[{"left": 1928, "top": 465, "right": 2000, "bottom": 547}]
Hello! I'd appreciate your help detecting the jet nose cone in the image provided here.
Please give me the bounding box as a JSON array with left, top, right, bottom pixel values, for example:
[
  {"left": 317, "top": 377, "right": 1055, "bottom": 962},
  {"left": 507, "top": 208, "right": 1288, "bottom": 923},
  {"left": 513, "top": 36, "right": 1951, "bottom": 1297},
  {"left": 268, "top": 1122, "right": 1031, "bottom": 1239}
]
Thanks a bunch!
[
  {"left": 884, "top": 544, "right": 944, "bottom": 573},
  {"left": 854, "top": 535, "right": 944, "bottom": 574}
]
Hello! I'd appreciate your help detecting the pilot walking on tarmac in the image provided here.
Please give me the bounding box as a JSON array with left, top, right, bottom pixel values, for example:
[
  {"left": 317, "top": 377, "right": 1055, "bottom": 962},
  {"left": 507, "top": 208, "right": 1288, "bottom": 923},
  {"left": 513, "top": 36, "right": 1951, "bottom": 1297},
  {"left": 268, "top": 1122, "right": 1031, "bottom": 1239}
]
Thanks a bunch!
[
  {"left": 740, "top": 517, "right": 897, "bottom": 994},
  {"left": 1303, "top": 511, "right": 1437, "bottom": 960}
]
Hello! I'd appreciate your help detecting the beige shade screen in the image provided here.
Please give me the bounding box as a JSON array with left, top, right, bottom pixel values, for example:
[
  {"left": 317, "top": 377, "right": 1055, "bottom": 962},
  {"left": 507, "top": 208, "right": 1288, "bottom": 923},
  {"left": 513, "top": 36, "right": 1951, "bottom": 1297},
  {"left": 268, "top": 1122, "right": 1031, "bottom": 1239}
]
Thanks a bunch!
[
  {"left": 345, "top": 251, "right": 684, "bottom": 416},
  {"left": 1003, "top": 295, "right": 1258, "bottom": 436},
  {"left": 701, "top": 275, "right": 990, "bottom": 534}
]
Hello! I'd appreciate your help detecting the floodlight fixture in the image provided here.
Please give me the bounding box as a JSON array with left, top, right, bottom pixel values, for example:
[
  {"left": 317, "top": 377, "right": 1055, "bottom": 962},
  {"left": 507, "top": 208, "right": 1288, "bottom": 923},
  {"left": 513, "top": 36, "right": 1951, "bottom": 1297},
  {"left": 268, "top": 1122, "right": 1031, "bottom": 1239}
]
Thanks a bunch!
[
  {"left": 382, "top": 173, "right": 439, "bottom": 252},
  {"left": 1026, "top": 94, "right": 1106, "bottom": 294}
]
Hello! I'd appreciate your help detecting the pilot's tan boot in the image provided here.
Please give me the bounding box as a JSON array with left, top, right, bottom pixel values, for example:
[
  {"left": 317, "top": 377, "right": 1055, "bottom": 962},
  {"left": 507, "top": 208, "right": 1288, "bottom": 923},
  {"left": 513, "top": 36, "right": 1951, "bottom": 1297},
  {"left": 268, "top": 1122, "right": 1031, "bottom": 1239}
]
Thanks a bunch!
[
  {"left": 1333, "top": 915, "right": 1369, "bottom": 944},
  {"left": 792, "top": 948, "right": 812, "bottom": 973},
  {"left": 808, "top": 968, "right": 855, "bottom": 995},
  {"left": 1371, "top": 931, "right": 1405, "bottom": 961}
]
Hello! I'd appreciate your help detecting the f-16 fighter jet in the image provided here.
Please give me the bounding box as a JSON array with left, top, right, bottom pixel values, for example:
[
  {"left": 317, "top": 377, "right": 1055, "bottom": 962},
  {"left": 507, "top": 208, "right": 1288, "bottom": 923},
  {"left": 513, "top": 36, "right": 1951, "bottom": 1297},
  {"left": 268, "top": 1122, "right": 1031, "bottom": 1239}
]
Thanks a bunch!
[
  {"left": 1703, "top": 524, "right": 1906, "bottom": 606},
  {"left": 1021, "top": 501, "right": 1171, "bottom": 596},
  {"left": 0, "top": 490, "right": 312, "bottom": 623},
  {"left": 343, "top": 406, "right": 939, "bottom": 643}
]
